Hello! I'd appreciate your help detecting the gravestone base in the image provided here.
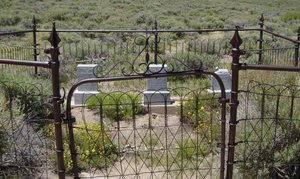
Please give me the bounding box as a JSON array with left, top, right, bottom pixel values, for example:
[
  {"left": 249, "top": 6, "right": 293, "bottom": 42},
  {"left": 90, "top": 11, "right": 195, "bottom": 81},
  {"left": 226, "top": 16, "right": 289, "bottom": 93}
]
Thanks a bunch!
[
  {"left": 207, "top": 89, "right": 231, "bottom": 99},
  {"left": 73, "top": 90, "right": 99, "bottom": 105},
  {"left": 143, "top": 91, "right": 171, "bottom": 105},
  {"left": 144, "top": 64, "right": 171, "bottom": 105}
]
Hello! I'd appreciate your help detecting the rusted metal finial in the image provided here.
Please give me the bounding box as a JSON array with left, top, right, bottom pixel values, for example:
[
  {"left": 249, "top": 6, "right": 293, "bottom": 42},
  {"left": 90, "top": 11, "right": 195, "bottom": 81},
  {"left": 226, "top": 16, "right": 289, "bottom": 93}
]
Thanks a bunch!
[
  {"left": 48, "top": 22, "right": 61, "bottom": 48},
  {"left": 230, "top": 28, "right": 243, "bottom": 49},
  {"left": 259, "top": 14, "right": 264, "bottom": 24},
  {"left": 32, "top": 16, "right": 36, "bottom": 28},
  {"left": 154, "top": 19, "right": 158, "bottom": 31}
]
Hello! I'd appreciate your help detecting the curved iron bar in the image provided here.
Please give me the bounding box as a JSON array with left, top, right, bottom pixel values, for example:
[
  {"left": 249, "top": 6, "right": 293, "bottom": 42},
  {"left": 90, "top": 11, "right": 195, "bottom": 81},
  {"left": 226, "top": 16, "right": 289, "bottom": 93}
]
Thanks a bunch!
[
  {"left": 90, "top": 31, "right": 207, "bottom": 78},
  {"left": 65, "top": 69, "right": 228, "bottom": 179},
  {"left": 93, "top": 35, "right": 153, "bottom": 77},
  {"left": 93, "top": 55, "right": 204, "bottom": 78},
  {"left": 247, "top": 80, "right": 300, "bottom": 98}
]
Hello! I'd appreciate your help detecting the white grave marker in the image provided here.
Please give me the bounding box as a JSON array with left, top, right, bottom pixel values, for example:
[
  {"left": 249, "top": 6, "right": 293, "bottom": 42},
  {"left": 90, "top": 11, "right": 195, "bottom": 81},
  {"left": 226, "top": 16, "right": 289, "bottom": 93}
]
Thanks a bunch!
[
  {"left": 74, "top": 64, "right": 99, "bottom": 105},
  {"left": 143, "top": 64, "right": 171, "bottom": 105},
  {"left": 208, "top": 68, "right": 232, "bottom": 98}
]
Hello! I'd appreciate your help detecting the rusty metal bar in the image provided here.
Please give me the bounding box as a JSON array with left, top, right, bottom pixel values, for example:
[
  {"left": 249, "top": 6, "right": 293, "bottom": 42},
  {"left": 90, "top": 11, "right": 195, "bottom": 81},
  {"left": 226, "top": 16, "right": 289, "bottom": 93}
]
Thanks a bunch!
[
  {"left": 0, "top": 30, "right": 33, "bottom": 36},
  {"left": 294, "top": 28, "right": 300, "bottom": 66},
  {"left": 36, "top": 28, "right": 260, "bottom": 33},
  {"left": 67, "top": 121, "right": 79, "bottom": 179},
  {"left": 249, "top": 46, "right": 295, "bottom": 51},
  {"left": 44, "top": 23, "right": 66, "bottom": 179},
  {"left": 0, "top": 58, "right": 51, "bottom": 68},
  {"left": 226, "top": 29, "right": 244, "bottom": 179},
  {"left": 32, "top": 16, "right": 38, "bottom": 75},
  {"left": 219, "top": 95, "right": 229, "bottom": 179},
  {"left": 263, "top": 29, "right": 298, "bottom": 43},
  {"left": 240, "top": 63, "right": 300, "bottom": 72},
  {"left": 154, "top": 20, "right": 158, "bottom": 64},
  {"left": 258, "top": 14, "right": 264, "bottom": 64}
]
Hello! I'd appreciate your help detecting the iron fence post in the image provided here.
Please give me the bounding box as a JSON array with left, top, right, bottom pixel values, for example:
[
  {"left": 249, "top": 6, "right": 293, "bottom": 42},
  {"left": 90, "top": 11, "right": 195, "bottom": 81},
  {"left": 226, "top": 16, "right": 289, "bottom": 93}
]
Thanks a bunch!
[
  {"left": 219, "top": 96, "right": 229, "bottom": 179},
  {"left": 67, "top": 121, "right": 79, "bottom": 178},
  {"left": 32, "top": 16, "right": 38, "bottom": 75},
  {"left": 154, "top": 20, "right": 158, "bottom": 64},
  {"left": 258, "top": 14, "right": 264, "bottom": 64},
  {"left": 226, "top": 27, "right": 243, "bottom": 179},
  {"left": 45, "top": 23, "right": 65, "bottom": 179},
  {"left": 294, "top": 27, "right": 300, "bottom": 66}
]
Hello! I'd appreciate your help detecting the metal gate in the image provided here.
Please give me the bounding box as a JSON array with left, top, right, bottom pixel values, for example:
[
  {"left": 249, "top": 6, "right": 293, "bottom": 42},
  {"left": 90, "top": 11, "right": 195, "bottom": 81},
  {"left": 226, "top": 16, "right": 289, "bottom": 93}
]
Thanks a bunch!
[
  {"left": 65, "top": 73, "right": 228, "bottom": 179},
  {"left": 64, "top": 28, "right": 228, "bottom": 178}
]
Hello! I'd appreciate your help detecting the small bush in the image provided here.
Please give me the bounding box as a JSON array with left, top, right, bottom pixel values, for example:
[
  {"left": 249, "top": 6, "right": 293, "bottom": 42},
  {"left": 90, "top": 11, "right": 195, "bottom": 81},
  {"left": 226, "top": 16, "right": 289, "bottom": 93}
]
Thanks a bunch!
[
  {"left": 281, "top": 12, "right": 300, "bottom": 22},
  {"left": 179, "top": 91, "right": 220, "bottom": 140},
  {"left": 0, "top": 71, "right": 52, "bottom": 129},
  {"left": 0, "top": 15, "right": 21, "bottom": 26},
  {"left": 45, "top": 123, "right": 117, "bottom": 172},
  {"left": 86, "top": 92, "right": 144, "bottom": 121}
]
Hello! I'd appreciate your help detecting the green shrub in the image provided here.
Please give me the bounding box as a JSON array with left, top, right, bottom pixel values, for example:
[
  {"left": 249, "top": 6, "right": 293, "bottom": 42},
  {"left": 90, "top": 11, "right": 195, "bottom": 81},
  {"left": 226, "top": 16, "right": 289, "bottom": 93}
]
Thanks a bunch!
[
  {"left": 0, "top": 72, "right": 52, "bottom": 129},
  {"left": 45, "top": 123, "right": 117, "bottom": 172},
  {"left": 179, "top": 91, "right": 220, "bottom": 140},
  {"left": 86, "top": 92, "right": 144, "bottom": 121},
  {"left": 281, "top": 11, "right": 300, "bottom": 22},
  {"left": 0, "top": 15, "right": 21, "bottom": 26}
]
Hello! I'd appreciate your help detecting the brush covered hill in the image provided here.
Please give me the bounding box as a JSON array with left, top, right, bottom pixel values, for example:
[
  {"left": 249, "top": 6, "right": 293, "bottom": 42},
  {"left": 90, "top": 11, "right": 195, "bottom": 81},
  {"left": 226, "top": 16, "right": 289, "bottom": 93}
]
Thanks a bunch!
[{"left": 1, "top": 0, "right": 299, "bottom": 35}]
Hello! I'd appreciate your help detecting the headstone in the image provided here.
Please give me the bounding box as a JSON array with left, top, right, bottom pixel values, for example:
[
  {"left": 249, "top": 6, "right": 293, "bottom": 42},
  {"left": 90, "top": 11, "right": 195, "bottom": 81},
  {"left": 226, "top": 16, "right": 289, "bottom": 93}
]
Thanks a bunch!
[
  {"left": 143, "top": 64, "right": 171, "bottom": 105},
  {"left": 74, "top": 64, "right": 99, "bottom": 105},
  {"left": 208, "top": 69, "right": 232, "bottom": 98}
]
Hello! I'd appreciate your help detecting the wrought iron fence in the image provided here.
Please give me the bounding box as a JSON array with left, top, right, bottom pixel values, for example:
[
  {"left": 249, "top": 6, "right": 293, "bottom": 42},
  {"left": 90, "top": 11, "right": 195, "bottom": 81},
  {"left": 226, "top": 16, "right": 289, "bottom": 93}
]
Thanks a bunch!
[
  {"left": 0, "top": 24, "right": 66, "bottom": 178},
  {"left": 0, "top": 15, "right": 299, "bottom": 179},
  {"left": 233, "top": 81, "right": 300, "bottom": 178},
  {"left": 66, "top": 85, "right": 223, "bottom": 178},
  {"left": 226, "top": 27, "right": 300, "bottom": 179},
  {"left": 0, "top": 76, "right": 54, "bottom": 178}
]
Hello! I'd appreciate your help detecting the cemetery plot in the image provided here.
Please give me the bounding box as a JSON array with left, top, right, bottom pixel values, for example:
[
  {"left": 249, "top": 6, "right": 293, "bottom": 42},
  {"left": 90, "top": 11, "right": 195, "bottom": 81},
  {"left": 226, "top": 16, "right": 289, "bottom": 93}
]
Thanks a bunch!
[{"left": 67, "top": 78, "right": 223, "bottom": 178}]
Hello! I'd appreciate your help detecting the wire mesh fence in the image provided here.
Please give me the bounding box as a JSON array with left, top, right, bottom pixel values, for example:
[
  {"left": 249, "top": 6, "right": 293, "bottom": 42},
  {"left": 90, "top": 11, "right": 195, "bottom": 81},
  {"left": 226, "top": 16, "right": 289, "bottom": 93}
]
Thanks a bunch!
[
  {"left": 67, "top": 82, "right": 224, "bottom": 178},
  {"left": 0, "top": 74, "right": 55, "bottom": 178},
  {"left": 233, "top": 81, "right": 300, "bottom": 178}
]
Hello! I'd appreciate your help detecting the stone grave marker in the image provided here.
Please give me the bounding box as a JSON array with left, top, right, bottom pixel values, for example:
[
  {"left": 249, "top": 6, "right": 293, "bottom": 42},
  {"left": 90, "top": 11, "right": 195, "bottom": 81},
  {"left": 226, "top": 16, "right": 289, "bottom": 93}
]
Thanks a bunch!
[
  {"left": 208, "top": 68, "right": 232, "bottom": 98},
  {"left": 74, "top": 64, "right": 99, "bottom": 105},
  {"left": 143, "top": 64, "right": 171, "bottom": 105}
]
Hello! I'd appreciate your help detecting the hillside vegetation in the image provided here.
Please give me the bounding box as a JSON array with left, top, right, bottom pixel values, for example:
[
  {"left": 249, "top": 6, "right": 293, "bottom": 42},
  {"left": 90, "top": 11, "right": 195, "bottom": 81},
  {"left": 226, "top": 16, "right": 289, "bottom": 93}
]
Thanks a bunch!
[{"left": 1, "top": 0, "right": 300, "bottom": 35}]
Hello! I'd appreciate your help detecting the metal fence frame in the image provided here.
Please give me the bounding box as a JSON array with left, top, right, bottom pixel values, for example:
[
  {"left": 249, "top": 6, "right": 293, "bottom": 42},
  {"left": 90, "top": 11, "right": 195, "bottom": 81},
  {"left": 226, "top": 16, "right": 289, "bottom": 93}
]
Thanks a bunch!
[
  {"left": 0, "top": 15, "right": 299, "bottom": 179},
  {"left": 226, "top": 27, "right": 300, "bottom": 179},
  {"left": 0, "top": 23, "right": 66, "bottom": 178}
]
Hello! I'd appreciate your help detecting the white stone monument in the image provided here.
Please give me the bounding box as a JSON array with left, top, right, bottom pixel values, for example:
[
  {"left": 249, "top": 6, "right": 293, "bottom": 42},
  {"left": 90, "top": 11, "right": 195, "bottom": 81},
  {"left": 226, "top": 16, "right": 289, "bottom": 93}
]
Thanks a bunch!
[
  {"left": 143, "top": 64, "right": 171, "bottom": 105},
  {"left": 208, "top": 69, "right": 232, "bottom": 98},
  {"left": 74, "top": 64, "right": 99, "bottom": 105}
]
